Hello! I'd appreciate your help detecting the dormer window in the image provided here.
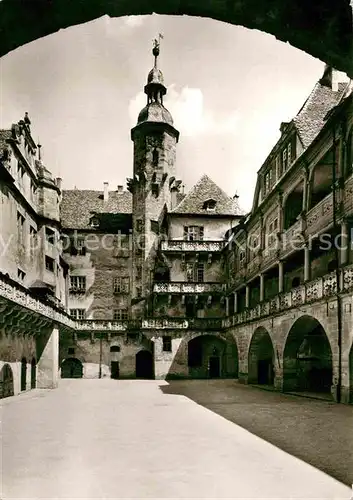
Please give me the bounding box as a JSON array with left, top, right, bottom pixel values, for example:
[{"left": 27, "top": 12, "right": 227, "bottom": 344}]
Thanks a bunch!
[
  {"left": 203, "top": 199, "right": 217, "bottom": 211},
  {"left": 90, "top": 216, "right": 99, "bottom": 228}
]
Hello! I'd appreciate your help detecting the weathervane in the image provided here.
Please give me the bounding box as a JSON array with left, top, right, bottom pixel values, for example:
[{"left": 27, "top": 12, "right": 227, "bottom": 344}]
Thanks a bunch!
[{"left": 152, "top": 33, "right": 164, "bottom": 67}]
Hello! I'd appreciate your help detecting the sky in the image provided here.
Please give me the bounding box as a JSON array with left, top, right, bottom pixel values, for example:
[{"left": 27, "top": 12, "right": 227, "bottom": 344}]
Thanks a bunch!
[{"left": 0, "top": 13, "right": 328, "bottom": 211}]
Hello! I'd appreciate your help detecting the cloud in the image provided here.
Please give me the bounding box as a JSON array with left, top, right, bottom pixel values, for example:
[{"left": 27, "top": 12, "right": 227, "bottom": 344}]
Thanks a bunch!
[
  {"left": 123, "top": 16, "right": 145, "bottom": 28},
  {"left": 128, "top": 85, "right": 239, "bottom": 137}
]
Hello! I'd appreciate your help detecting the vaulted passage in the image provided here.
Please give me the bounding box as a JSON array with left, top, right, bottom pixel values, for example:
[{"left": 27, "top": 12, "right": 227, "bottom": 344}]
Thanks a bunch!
[
  {"left": 0, "top": 1, "right": 352, "bottom": 79},
  {"left": 248, "top": 328, "right": 275, "bottom": 385},
  {"left": 187, "top": 335, "right": 238, "bottom": 379},
  {"left": 61, "top": 358, "right": 83, "bottom": 379},
  {"left": 283, "top": 316, "right": 332, "bottom": 394},
  {"left": 0, "top": 364, "right": 14, "bottom": 399},
  {"left": 136, "top": 350, "right": 154, "bottom": 379}
]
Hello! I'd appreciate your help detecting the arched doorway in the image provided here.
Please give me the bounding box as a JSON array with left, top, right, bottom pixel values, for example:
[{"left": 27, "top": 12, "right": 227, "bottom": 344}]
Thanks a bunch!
[
  {"left": 283, "top": 315, "right": 332, "bottom": 394},
  {"left": 30, "top": 358, "right": 36, "bottom": 389},
  {"left": 61, "top": 358, "right": 83, "bottom": 378},
  {"left": 21, "top": 357, "right": 27, "bottom": 391},
  {"left": 248, "top": 328, "right": 275, "bottom": 385},
  {"left": 187, "top": 335, "right": 238, "bottom": 379},
  {"left": 110, "top": 345, "right": 120, "bottom": 380},
  {"left": 0, "top": 364, "right": 14, "bottom": 399},
  {"left": 135, "top": 350, "right": 154, "bottom": 379}
]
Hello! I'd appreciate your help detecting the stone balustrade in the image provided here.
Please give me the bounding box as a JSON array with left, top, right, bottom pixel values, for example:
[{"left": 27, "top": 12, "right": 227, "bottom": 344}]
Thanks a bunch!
[
  {"left": 153, "top": 281, "right": 226, "bottom": 294},
  {"left": 75, "top": 317, "right": 224, "bottom": 331},
  {"left": 224, "top": 266, "right": 353, "bottom": 327},
  {"left": 0, "top": 272, "right": 75, "bottom": 328},
  {"left": 281, "top": 218, "right": 303, "bottom": 256},
  {"left": 161, "top": 240, "right": 224, "bottom": 252},
  {"left": 306, "top": 193, "right": 334, "bottom": 236}
]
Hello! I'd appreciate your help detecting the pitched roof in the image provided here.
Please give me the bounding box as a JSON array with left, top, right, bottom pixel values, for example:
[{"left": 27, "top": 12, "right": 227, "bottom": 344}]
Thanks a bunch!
[
  {"left": 60, "top": 189, "right": 132, "bottom": 229},
  {"left": 293, "top": 81, "right": 350, "bottom": 148},
  {"left": 172, "top": 174, "right": 243, "bottom": 216}
]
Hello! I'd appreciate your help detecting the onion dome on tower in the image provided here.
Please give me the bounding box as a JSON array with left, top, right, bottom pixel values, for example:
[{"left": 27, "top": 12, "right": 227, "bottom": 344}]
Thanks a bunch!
[{"left": 135, "top": 36, "right": 175, "bottom": 128}]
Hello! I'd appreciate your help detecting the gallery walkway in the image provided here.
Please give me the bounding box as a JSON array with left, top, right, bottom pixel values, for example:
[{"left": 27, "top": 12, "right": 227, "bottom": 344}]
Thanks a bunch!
[{"left": 1, "top": 379, "right": 351, "bottom": 499}]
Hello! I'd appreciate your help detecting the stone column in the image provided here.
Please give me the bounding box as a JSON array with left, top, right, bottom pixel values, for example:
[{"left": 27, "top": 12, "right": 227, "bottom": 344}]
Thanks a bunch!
[
  {"left": 278, "top": 261, "right": 284, "bottom": 293},
  {"left": 260, "top": 274, "right": 265, "bottom": 302},
  {"left": 37, "top": 326, "right": 59, "bottom": 389},
  {"left": 234, "top": 291, "right": 238, "bottom": 314},
  {"left": 302, "top": 174, "right": 309, "bottom": 213},
  {"left": 245, "top": 285, "right": 250, "bottom": 309},
  {"left": 304, "top": 246, "right": 310, "bottom": 282},
  {"left": 340, "top": 220, "right": 349, "bottom": 266}
]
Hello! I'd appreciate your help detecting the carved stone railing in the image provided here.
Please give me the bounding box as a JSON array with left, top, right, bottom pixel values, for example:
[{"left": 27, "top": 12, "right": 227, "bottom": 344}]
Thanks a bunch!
[
  {"left": 0, "top": 272, "right": 74, "bottom": 328},
  {"left": 76, "top": 320, "right": 131, "bottom": 331},
  {"left": 161, "top": 240, "right": 224, "bottom": 252},
  {"left": 246, "top": 254, "right": 261, "bottom": 278},
  {"left": 153, "top": 282, "right": 226, "bottom": 294},
  {"left": 281, "top": 218, "right": 304, "bottom": 256},
  {"left": 344, "top": 176, "right": 353, "bottom": 216},
  {"left": 306, "top": 193, "right": 334, "bottom": 236},
  {"left": 75, "top": 317, "right": 224, "bottom": 331},
  {"left": 224, "top": 266, "right": 353, "bottom": 327}
]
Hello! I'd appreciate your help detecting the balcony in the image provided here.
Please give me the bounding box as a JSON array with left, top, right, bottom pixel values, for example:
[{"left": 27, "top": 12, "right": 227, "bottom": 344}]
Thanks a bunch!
[
  {"left": 75, "top": 320, "right": 132, "bottom": 331},
  {"left": 0, "top": 271, "right": 74, "bottom": 328},
  {"left": 247, "top": 253, "right": 261, "bottom": 278},
  {"left": 161, "top": 240, "right": 224, "bottom": 252},
  {"left": 306, "top": 193, "right": 334, "bottom": 237},
  {"left": 75, "top": 317, "right": 224, "bottom": 331},
  {"left": 281, "top": 218, "right": 304, "bottom": 257},
  {"left": 224, "top": 266, "right": 353, "bottom": 328},
  {"left": 153, "top": 282, "right": 226, "bottom": 294}
]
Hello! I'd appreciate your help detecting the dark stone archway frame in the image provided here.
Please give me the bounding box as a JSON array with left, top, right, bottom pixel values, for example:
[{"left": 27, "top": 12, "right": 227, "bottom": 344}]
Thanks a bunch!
[{"left": 0, "top": 1, "right": 352, "bottom": 78}]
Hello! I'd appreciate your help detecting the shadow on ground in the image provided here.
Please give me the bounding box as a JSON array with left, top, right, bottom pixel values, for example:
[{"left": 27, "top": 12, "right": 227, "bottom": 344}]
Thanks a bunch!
[{"left": 159, "top": 379, "right": 353, "bottom": 486}]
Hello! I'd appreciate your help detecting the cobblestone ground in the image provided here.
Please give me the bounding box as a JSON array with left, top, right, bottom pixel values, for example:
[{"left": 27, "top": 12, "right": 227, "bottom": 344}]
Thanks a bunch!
[
  {"left": 1, "top": 379, "right": 351, "bottom": 499},
  {"left": 161, "top": 379, "right": 353, "bottom": 486}
]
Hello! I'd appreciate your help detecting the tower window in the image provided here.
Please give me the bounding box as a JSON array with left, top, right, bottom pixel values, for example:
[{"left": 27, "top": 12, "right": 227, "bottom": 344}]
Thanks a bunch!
[
  {"left": 152, "top": 149, "right": 159, "bottom": 166},
  {"left": 110, "top": 345, "right": 121, "bottom": 353},
  {"left": 45, "top": 256, "right": 55, "bottom": 272},
  {"left": 113, "top": 309, "right": 128, "bottom": 320}
]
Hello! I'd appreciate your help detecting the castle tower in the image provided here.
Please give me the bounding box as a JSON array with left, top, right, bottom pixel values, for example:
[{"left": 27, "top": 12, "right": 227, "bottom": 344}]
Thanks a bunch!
[{"left": 129, "top": 37, "right": 180, "bottom": 317}]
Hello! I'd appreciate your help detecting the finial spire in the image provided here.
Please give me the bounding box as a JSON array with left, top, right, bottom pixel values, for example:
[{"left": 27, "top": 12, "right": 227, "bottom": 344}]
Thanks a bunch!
[{"left": 152, "top": 33, "right": 163, "bottom": 68}]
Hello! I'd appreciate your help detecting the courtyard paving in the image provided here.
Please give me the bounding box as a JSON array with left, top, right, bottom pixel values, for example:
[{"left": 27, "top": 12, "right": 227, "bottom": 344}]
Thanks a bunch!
[{"left": 1, "top": 379, "right": 352, "bottom": 499}]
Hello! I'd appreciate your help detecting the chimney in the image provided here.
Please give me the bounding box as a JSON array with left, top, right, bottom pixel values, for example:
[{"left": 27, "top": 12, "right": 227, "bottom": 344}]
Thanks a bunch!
[
  {"left": 103, "top": 182, "right": 109, "bottom": 202},
  {"left": 56, "top": 177, "right": 62, "bottom": 190},
  {"left": 117, "top": 185, "right": 124, "bottom": 193}
]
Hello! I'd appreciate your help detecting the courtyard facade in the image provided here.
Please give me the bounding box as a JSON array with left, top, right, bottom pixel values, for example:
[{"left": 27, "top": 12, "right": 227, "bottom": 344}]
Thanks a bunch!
[{"left": 0, "top": 42, "right": 353, "bottom": 403}]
